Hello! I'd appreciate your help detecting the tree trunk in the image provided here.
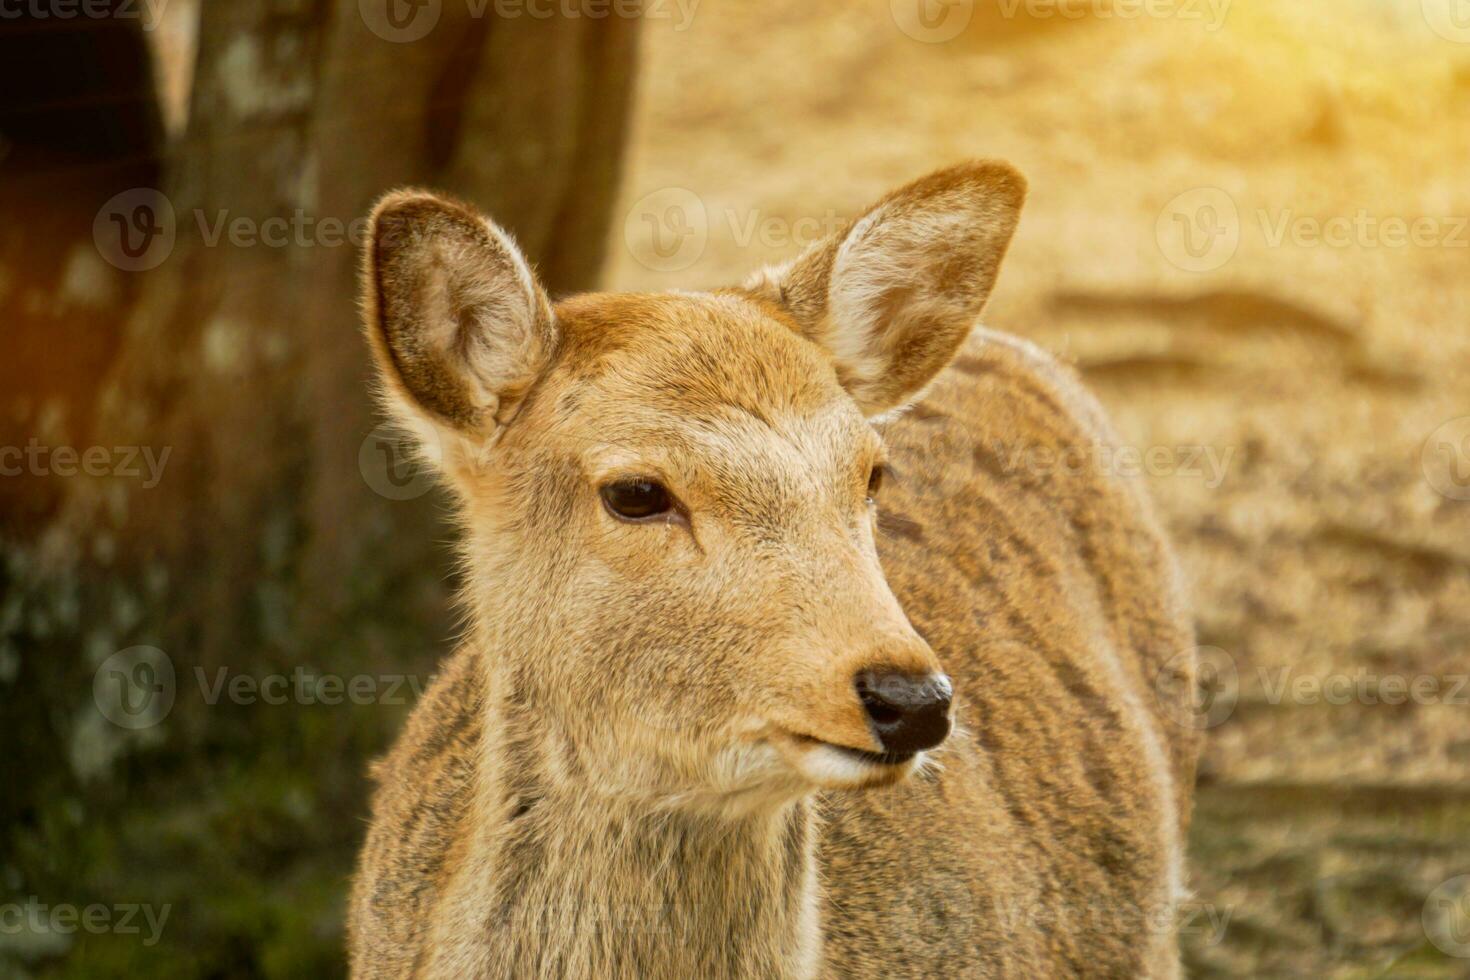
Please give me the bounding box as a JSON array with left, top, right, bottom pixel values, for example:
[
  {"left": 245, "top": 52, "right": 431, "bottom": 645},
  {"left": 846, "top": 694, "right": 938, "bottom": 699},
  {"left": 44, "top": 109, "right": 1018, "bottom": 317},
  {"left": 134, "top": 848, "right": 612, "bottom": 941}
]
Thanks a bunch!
[{"left": 2, "top": 2, "right": 639, "bottom": 972}]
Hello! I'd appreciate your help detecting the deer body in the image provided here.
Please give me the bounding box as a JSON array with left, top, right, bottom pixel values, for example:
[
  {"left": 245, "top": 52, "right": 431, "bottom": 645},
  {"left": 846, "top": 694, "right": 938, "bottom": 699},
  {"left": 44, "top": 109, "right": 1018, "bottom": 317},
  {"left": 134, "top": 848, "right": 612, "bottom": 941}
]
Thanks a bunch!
[{"left": 348, "top": 164, "right": 1199, "bottom": 978}]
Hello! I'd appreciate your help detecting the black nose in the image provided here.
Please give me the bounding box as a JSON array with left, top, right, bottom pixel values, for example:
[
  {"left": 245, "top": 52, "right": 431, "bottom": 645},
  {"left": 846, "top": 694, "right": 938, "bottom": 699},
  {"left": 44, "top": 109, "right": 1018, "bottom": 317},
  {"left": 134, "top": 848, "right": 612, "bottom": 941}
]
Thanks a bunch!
[{"left": 855, "top": 670, "right": 953, "bottom": 755}]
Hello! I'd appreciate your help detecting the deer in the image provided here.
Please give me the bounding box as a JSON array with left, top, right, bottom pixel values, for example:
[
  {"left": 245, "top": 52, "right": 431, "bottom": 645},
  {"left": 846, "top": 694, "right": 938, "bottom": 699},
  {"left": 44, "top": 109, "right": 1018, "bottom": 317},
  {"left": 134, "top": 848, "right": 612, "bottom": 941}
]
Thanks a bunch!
[{"left": 347, "top": 161, "right": 1200, "bottom": 979}]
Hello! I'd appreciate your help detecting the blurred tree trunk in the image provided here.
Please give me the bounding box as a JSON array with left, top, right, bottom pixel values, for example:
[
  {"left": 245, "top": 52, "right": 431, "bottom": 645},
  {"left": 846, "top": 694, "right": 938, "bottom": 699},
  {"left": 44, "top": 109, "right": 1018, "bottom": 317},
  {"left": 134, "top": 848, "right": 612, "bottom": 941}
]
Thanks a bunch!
[
  {"left": 78, "top": 0, "right": 640, "bottom": 662},
  {"left": 0, "top": 5, "right": 164, "bottom": 535},
  {"left": 2, "top": 1, "right": 638, "bottom": 969}
]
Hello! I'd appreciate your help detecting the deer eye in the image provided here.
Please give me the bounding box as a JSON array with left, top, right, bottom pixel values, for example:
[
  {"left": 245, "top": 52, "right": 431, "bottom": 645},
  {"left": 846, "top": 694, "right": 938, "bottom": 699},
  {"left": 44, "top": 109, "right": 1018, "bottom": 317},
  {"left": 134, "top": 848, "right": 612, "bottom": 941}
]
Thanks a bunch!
[
  {"left": 866, "top": 464, "right": 887, "bottom": 502},
  {"left": 601, "top": 479, "right": 674, "bottom": 522}
]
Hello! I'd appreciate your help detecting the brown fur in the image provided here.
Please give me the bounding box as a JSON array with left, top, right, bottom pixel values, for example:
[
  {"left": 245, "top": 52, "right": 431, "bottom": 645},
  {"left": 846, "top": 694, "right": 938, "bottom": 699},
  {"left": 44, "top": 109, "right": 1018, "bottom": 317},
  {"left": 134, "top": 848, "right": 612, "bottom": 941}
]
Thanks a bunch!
[{"left": 348, "top": 162, "right": 1199, "bottom": 978}]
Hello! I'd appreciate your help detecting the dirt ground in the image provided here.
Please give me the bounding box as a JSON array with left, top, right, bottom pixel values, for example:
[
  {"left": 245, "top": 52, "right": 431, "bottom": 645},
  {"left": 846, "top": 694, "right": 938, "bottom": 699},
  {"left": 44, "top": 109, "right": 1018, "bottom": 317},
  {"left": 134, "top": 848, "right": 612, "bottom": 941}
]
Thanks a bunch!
[{"left": 608, "top": 1, "right": 1470, "bottom": 975}]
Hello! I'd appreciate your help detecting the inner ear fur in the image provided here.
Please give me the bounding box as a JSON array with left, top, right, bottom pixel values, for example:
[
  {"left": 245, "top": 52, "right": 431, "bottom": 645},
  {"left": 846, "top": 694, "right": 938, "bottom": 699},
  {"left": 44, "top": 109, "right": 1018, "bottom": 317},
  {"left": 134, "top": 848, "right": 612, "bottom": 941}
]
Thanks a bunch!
[
  {"left": 362, "top": 190, "right": 558, "bottom": 438},
  {"left": 745, "top": 161, "right": 1026, "bottom": 416}
]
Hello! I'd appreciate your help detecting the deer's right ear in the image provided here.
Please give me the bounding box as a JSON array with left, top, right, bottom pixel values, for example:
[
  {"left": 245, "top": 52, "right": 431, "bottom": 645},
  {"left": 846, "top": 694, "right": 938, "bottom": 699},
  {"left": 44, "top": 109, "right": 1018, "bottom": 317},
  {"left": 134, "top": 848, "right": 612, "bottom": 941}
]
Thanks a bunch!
[{"left": 362, "top": 190, "right": 558, "bottom": 450}]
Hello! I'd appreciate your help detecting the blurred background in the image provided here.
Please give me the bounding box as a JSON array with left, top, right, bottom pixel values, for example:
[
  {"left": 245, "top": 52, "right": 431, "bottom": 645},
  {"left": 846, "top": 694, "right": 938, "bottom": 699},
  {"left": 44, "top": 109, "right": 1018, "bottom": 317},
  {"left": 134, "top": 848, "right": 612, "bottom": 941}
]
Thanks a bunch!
[{"left": 2, "top": 0, "right": 1469, "bottom": 975}]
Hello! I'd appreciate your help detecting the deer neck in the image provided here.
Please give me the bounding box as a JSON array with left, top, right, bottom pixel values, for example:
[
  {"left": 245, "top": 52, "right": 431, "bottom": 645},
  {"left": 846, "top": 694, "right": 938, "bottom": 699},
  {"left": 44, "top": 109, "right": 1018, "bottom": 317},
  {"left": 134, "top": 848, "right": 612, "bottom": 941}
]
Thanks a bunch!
[{"left": 449, "top": 675, "right": 823, "bottom": 979}]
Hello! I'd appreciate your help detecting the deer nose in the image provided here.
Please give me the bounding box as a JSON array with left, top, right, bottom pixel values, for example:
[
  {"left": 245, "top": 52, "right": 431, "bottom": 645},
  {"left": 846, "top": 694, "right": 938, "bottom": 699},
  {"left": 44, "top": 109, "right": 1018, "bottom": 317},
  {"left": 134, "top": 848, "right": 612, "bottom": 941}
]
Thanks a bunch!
[{"left": 854, "top": 670, "right": 953, "bottom": 754}]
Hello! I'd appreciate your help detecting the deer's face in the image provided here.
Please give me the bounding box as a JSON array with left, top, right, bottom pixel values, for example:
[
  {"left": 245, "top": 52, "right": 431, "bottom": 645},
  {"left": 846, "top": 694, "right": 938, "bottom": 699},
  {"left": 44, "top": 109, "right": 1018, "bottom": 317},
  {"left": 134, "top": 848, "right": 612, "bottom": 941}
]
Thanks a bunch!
[{"left": 362, "top": 164, "right": 1024, "bottom": 808}]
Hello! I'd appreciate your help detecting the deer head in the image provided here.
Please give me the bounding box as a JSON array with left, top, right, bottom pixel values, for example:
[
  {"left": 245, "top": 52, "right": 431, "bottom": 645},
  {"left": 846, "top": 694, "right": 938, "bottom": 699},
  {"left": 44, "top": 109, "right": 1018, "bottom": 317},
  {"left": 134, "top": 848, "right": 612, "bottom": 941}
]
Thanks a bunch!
[{"left": 361, "top": 162, "right": 1024, "bottom": 811}]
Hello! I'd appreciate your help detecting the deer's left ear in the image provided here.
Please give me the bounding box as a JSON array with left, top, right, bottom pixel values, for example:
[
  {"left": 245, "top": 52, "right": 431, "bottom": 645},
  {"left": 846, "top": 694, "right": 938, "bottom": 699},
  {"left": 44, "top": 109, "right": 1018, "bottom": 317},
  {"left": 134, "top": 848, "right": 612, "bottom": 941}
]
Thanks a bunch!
[{"left": 746, "top": 161, "right": 1025, "bottom": 416}]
